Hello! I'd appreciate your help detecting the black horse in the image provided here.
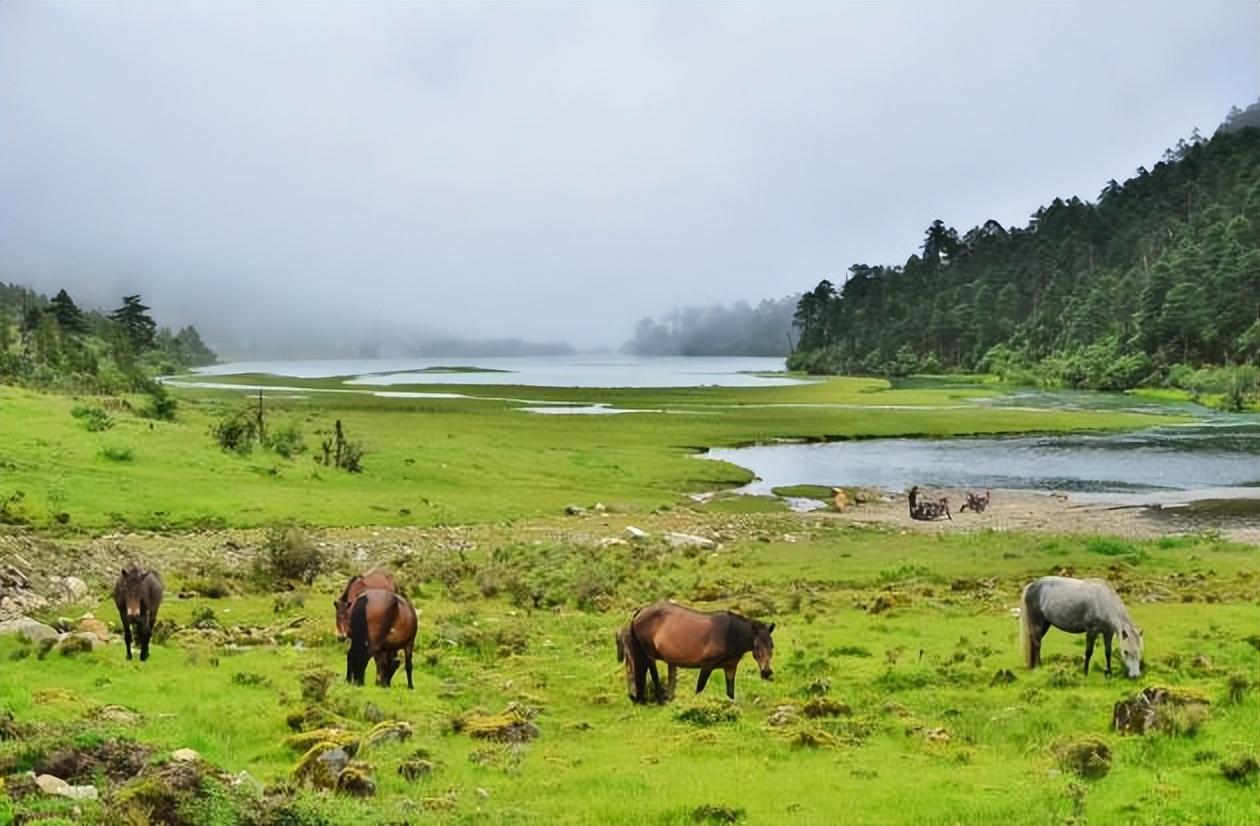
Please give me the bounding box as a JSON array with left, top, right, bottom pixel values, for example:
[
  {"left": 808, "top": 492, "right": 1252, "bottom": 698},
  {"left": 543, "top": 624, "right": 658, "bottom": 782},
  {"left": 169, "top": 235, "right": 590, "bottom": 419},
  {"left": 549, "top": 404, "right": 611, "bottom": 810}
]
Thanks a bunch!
[
  {"left": 113, "top": 565, "right": 164, "bottom": 661},
  {"left": 908, "top": 486, "right": 952, "bottom": 521}
]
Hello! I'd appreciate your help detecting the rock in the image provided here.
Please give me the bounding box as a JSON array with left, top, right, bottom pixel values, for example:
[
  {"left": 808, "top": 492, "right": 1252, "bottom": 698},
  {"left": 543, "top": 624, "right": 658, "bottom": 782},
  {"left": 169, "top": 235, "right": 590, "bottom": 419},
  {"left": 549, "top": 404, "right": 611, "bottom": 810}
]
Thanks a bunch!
[
  {"left": 88, "top": 705, "right": 143, "bottom": 726},
  {"left": 36, "top": 773, "right": 69, "bottom": 795},
  {"left": 231, "top": 770, "right": 263, "bottom": 793},
  {"left": 1052, "top": 736, "right": 1112, "bottom": 778},
  {"left": 335, "top": 764, "right": 376, "bottom": 797},
  {"left": 624, "top": 526, "right": 648, "bottom": 540},
  {"left": 1113, "top": 686, "right": 1211, "bottom": 736},
  {"left": 170, "top": 748, "right": 199, "bottom": 763},
  {"left": 53, "top": 576, "right": 89, "bottom": 604},
  {"left": 361, "top": 720, "right": 413, "bottom": 748},
  {"left": 58, "top": 784, "right": 99, "bottom": 801},
  {"left": 564, "top": 505, "right": 587, "bottom": 516},
  {"left": 398, "top": 754, "right": 437, "bottom": 781},
  {"left": 0, "top": 591, "right": 49, "bottom": 621},
  {"left": 664, "top": 532, "right": 715, "bottom": 550},
  {"left": 592, "top": 502, "right": 607, "bottom": 513},
  {"left": 293, "top": 744, "right": 351, "bottom": 789},
  {"left": 0, "top": 617, "right": 59, "bottom": 644},
  {"left": 76, "top": 618, "right": 111, "bottom": 642},
  {"left": 598, "top": 537, "right": 628, "bottom": 548},
  {"left": 56, "top": 633, "right": 98, "bottom": 656}
]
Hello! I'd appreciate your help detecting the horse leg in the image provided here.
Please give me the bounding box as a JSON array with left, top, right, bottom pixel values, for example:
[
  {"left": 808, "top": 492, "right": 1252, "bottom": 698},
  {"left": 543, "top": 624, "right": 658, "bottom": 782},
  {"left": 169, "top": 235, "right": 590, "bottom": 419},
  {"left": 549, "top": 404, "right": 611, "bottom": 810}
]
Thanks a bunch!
[
  {"left": 120, "top": 610, "right": 133, "bottom": 661},
  {"left": 404, "top": 642, "right": 414, "bottom": 690},
  {"left": 1103, "top": 632, "right": 1113, "bottom": 677},
  {"left": 724, "top": 663, "right": 738, "bottom": 700},
  {"left": 1032, "top": 623, "right": 1050, "bottom": 668},
  {"left": 139, "top": 617, "right": 151, "bottom": 662},
  {"left": 632, "top": 655, "right": 649, "bottom": 704},
  {"left": 1083, "top": 632, "right": 1096, "bottom": 675},
  {"left": 696, "top": 668, "right": 712, "bottom": 694},
  {"left": 647, "top": 661, "right": 664, "bottom": 704}
]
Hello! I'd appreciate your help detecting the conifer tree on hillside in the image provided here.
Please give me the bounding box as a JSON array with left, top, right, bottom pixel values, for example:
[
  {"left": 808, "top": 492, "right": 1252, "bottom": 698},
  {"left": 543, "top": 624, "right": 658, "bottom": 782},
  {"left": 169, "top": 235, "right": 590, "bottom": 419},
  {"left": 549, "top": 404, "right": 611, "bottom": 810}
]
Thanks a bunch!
[
  {"left": 49, "top": 289, "right": 88, "bottom": 335},
  {"left": 109, "top": 294, "right": 157, "bottom": 352}
]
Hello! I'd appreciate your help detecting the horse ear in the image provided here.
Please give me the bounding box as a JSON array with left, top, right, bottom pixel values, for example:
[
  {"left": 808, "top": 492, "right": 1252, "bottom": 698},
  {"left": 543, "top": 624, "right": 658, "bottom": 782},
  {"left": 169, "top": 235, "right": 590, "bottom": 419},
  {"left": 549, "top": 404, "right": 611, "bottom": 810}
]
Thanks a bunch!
[
  {"left": 768, "top": 623, "right": 776, "bottom": 634},
  {"left": 1121, "top": 629, "right": 1128, "bottom": 640}
]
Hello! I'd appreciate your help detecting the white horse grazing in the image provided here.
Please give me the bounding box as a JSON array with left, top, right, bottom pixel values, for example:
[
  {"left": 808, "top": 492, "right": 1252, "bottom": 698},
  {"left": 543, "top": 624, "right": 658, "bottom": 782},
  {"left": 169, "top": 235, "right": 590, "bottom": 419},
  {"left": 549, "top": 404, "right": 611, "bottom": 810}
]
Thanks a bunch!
[{"left": 1019, "top": 576, "right": 1143, "bottom": 677}]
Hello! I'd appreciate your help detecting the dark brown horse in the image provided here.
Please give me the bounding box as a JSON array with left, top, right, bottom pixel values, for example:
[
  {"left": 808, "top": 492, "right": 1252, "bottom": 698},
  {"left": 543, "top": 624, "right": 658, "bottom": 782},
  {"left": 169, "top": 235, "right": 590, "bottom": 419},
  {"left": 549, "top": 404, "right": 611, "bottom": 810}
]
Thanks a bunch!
[
  {"left": 346, "top": 589, "right": 418, "bottom": 688},
  {"left": 113, "top": 565, "right": 164, "bottom": 662},
  {"left": 616, "top": 621, "right": 676, "bottom": 702},
  {"left": 627, "top": 601, "right": 775, "bottom": 702},
  {"left": 334, "top": 570, "right": 397, "bottom": 640}
]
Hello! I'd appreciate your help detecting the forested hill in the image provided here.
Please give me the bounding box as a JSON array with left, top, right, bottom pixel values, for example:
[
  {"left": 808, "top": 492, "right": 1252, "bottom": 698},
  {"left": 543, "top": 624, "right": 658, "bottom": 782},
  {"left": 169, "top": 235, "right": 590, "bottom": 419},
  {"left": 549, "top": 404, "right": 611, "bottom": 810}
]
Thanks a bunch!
[
  {"left": 789, "top": 116, "right": 1260, "bottom": 394},
  {"left": 0, "top": 283, "right": 217, "bottom": 394}
]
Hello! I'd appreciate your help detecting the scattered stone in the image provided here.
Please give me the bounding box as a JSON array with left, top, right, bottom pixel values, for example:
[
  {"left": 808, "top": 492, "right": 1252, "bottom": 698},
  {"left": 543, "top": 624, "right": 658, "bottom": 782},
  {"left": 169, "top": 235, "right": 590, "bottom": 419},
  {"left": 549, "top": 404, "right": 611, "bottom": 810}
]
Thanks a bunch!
[
  {"left": 231, "top": 770, "right": 263, "bottom": 793},
  {"left": 88, "top": 705, "right": 142, "bottom": 726},
  {"left": 56, "top": 633, "right": 99, "bottom": 656},
  {"left": 766, "top": 705, "right": 797, "bottom": 727},
  {"left": 170, "top": 748, "right": 199, "bottom": 763},
  {"left": 598, "top": 537, "right": 628, "bottom": 548},
  {"left": 625, "top": 526, "right": 648, "bottom": 540},
  {"left": 592, "top": 502, "right": 606, "bottom": 513},
  {"left": 76, "top": 617, "right": 111, "bottom": 642},
  {"left": 398, "top": 751, "right": 437, "bottom": 781},
  {"left": 921, "top": 727, "right": 951, "bottom": 744},
  {"left": 665, "top": 532, "right": 715, "bottom": 550},
  {"left": 53, "top": 576, "right": 89, "bottom": 603},
  {"left": 1113, "top": 686, "right": 1211, "bottom": 736},
  {"left": 285, "top": 727, "right": 360, "bottom": 753},
  {"left": 35, "top": 773, "right": 69, "bottom": 795},
  {"left": 58, "top": 783, "right": 99, "bottom": 801},
  {"left": 564, "top": 505, "right": 587, "bottom": 516},
  {"left": 0, "top": 617, "right": 59, "bottom": 644},
  {"left": 1053, "top": 735, "right": 1112, "bottom": 779}
]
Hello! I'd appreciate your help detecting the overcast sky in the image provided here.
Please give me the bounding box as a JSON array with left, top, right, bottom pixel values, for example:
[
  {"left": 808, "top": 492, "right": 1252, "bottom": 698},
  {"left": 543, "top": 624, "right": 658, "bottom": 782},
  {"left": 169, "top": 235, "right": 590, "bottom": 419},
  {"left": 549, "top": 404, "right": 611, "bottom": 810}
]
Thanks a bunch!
[{"left": 1, "top": 2, "right": 1257, "bottom": 354}]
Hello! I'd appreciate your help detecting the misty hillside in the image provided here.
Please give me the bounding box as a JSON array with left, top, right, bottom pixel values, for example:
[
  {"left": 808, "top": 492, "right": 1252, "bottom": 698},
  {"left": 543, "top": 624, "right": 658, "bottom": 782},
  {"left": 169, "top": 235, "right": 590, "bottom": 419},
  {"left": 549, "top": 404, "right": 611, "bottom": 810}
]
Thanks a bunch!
[
  {"left": 625, "top": 296, "right": 799, "bottom": 357},
  {"left": 790, "top": 113, "right": 1260, "bottom": 391}
]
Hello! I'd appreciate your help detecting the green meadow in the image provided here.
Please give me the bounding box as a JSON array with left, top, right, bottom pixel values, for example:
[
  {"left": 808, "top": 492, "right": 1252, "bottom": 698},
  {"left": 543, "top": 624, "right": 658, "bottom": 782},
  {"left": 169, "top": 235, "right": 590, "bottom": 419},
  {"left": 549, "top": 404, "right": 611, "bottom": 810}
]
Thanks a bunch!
[{"left": 0, "top": 375, "right": 1255, "bottom": 825}]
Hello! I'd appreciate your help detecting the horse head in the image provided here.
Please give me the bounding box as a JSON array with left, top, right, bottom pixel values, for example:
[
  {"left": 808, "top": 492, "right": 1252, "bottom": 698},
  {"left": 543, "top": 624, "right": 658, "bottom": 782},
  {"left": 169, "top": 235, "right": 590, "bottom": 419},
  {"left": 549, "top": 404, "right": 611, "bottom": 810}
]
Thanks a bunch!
[
  {"left": 119, "top": 566, "right": 148, "bottom": 619},
  {"left": 1120, "top": 623, "right": 1144, "bottom": 678},
  {"left": 751, "top": 621, "right": 776, "bottom": 680}
]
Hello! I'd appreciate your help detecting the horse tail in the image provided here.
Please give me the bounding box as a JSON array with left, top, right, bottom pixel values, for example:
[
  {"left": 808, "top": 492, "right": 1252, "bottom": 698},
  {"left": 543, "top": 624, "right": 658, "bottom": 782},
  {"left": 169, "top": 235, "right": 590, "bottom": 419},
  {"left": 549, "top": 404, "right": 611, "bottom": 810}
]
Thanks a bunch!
[
  {"left": 625, "top": 615, "right": 652, "bottom": 702},
  {"left": 1018, "top": 583, "right": 1033, "bottom": 668}
]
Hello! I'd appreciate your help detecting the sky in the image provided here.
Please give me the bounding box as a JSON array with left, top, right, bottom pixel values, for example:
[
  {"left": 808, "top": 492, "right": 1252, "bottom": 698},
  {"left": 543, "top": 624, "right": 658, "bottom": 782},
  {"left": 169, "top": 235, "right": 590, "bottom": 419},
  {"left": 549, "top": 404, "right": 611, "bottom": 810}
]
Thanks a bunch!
[{"left": 1, "top": 2, "right": 1257, "bottom": 355}]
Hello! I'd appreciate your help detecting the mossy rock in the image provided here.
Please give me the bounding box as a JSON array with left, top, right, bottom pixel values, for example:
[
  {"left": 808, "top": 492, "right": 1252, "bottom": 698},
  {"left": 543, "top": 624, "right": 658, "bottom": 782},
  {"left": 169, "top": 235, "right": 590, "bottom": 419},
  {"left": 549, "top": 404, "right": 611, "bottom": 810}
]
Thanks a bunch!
[
  {"left": 1113, "top": 685, "right": 1211, "bottom": 736},
  {"left": 457, "top": 705, "right": 539, "bottom": 743},
  {"left": 361, "top": 720, "right": 413, "bottom": 749},
  {"left": 284, "top": 728, "right": 359, "bottom": 754},
  {"left": 334, "top": 763, "right": 375, "bottom": 797},
  {"left": 802, "top": 698, "right": 851, "bottom": 719},
  {"left": 292, "top": 743, "right": 351, "bottom": 789},
  {"left": 1052, "top": 735, "right": 1112, "bottom": 779}
]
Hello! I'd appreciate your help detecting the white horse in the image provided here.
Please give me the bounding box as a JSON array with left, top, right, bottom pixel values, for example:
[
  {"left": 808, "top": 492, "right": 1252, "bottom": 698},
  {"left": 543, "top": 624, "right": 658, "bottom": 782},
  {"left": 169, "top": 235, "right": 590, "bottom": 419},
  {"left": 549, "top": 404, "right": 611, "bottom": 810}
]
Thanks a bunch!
[{"left": 1019, "top": 576, "right": 1143, "bottom": 677}]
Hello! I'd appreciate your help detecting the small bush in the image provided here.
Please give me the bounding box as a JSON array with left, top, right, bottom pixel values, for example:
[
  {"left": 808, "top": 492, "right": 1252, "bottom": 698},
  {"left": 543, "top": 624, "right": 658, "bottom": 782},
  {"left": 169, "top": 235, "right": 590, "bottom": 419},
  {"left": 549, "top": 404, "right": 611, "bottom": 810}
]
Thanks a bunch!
[
  {"left": 190, "top": 606, "right": 223, "bottom": 630},
  {"left": 71, "top": 405, "right": 113, "bottom": 431},
  {"left": 182, "top": 577, "right": 236, "bottom": 599},
  {"left": 1220, "top": 754, "right": 1259, "bottom": 785},
  {"left": 211, "top": 412, "right": 258, "bottom": 455},
  {"left": 1053, "top": 736, "right": 1112, "bottom": 779},
  {"left": 255, "top": 524, "right": 325, "bottom": 586},
  {"left": 266, "top": 422, "right": 307, "bottom": 458},
  {"left": 139, "top": 384, "right": 178, "bottom": 421},
  {"left": 231, "top": 672, "right": 271, "bottom": 688},
  {"left": 99, "top": 445, "right": 135, "bottom": 462},
  {"left": 675, "top": 701, "right": 740, "bottom": 727},
  {"left": 1227, "top": 673, "right": 1250, "bottom": 704},
  {"left": 692, "top": 804, "right": 745, "bottom": 824},
  {"left": 802, "top": 698, "right": 851, "bottom": 718},
  {"left": 1085, "top": 537, "right": 1144, "bottom": 559}
]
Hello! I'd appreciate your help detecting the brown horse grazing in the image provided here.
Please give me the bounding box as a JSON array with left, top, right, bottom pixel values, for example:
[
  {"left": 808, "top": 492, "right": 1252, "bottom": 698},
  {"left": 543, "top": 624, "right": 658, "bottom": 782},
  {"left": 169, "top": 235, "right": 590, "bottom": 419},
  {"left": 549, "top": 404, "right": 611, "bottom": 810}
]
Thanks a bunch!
[
  {"left": 346, "top": 588, "right": 418, "bottom": 688},
  {"left": 113, "top": 565, "right": 164, "bottom": 662},
  {"left": 627, "top": 601, "right": 775, "bottom": 702},
  {"left": 334, "top": 570, "right": 397, "bottom": 640}
]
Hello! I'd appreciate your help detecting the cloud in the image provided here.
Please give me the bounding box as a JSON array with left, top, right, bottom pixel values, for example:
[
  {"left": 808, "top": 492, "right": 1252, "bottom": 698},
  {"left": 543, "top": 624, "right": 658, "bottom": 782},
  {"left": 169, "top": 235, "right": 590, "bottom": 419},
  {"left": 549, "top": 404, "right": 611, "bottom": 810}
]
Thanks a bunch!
[{"left": 1, "top": 2, "right": 1255, "bottom": 352}]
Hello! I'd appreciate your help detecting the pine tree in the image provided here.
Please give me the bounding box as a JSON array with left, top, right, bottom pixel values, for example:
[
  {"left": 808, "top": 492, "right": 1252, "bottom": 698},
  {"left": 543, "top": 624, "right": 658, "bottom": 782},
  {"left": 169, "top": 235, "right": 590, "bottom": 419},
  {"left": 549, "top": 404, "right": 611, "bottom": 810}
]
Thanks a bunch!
[
  {"left": 109, "top": 295, "right": 157, "bottom": 352},
  {"left": 49, "top": 289, "right": 88, "bottom": 335}
]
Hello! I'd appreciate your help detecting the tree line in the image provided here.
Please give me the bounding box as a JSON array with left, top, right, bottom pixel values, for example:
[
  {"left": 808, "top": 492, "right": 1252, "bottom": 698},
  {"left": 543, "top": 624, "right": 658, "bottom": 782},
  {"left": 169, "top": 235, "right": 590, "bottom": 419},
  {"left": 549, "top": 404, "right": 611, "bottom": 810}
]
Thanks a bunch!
[
  {"left": 625, "top": 296, "right": 799, "bottom": 357},
  {"left": 0, "top": 284, "right": 217, "bottom": 394},
  {"left": 789, "top": 108, "right": 1260, "bottom": 405}
]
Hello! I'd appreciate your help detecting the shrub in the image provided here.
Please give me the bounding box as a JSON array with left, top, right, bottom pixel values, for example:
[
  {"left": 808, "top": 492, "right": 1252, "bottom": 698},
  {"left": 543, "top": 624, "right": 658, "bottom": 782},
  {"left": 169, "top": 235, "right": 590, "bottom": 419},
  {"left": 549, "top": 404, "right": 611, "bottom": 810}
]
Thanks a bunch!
[
  {"left": 1053, "top": 736, "right": 1112, "bottom": 779},
  {"left": 99, "top": 445, "right": 135, "bottom": 462},
  {"left": 266, "top": 422, "right": 307, "bottom": 458},
  {"left": 139, "top": 383, "right": 178, "bottom": 421},
  {"left": 1220, "top": 754, "right": 1259, "bottom": 785},
  {"left": 211, "top": 412, "right": 259, "bottom": 455},
  {"left": 675, "top": 701, "right": 739, "bottom": 726},
  {"left": 71, "top": 405, "right": 113, "bottom": 432},
  {"left": 255, "top": 524, "right": 325, "bottom": 586}
]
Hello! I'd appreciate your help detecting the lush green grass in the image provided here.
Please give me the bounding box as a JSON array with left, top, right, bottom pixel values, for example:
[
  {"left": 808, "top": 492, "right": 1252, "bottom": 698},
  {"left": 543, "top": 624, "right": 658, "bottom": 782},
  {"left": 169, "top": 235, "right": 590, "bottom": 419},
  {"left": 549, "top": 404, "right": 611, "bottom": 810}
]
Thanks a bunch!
[
  {"left": 0, "top": 377, "right": 1182, "bottom": 530},
  {"left": 0, "top": 524, "right": 1256, "bottom": 825}
]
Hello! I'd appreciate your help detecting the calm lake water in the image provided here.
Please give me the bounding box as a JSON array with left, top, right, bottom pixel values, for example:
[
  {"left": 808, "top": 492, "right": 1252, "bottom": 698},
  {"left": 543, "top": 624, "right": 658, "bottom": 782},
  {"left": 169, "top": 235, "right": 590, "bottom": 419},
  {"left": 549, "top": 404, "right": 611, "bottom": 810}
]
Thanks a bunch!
[
  {"left": 196, "top": 355, "right": 798, "bottom": 388},
  {"left": 706, "top": 419, "right": 1260, "bottom": 504}
]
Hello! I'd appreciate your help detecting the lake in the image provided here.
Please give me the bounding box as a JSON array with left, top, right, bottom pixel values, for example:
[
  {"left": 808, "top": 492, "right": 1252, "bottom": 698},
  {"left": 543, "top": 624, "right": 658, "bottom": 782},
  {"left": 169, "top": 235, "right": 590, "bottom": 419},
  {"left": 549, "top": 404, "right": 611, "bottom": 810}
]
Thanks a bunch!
[
  {"left": 705, "top": 419, "right": 1260, "bottom": 505},
  {"left": 195, "top": 355, "right": 798, "bottom": 388}
]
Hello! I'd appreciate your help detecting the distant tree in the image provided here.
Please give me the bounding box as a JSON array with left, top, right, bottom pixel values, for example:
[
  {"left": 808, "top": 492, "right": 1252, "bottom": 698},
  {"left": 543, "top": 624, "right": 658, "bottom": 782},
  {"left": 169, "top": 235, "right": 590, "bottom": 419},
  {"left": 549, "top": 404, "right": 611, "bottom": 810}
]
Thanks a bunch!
[
  {"left": 49, "top": 289, "right": 88, "bottom": 335},
  {"left": 173, "top": 325, "right": 217, "bottom": 366},
  {"left": 109, "top": 295, "right": 157, "bottom": 352}
]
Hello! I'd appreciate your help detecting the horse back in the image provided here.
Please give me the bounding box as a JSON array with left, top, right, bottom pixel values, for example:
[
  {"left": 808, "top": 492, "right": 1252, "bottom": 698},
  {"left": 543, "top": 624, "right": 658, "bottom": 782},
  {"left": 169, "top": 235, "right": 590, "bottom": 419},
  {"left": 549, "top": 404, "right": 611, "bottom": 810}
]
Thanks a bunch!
[
  {"left": 633, "top": 603, "right": 731, "bottom": 667},
  {"left": 353, "top": 589, "right": 417, "bottom": 653}
]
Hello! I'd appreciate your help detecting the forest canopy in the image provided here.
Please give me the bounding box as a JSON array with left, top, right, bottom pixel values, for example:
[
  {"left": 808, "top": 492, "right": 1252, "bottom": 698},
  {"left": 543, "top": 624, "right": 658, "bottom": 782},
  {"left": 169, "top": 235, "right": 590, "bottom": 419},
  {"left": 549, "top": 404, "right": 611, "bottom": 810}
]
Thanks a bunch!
[{"left": 789, "top": 111, "right": 1260, "bottom": 404}]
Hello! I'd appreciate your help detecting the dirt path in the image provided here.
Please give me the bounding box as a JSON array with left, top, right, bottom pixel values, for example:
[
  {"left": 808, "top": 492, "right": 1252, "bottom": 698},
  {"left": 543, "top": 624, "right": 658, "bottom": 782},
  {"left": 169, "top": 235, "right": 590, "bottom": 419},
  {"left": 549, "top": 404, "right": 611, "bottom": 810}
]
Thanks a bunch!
[{"left": 816, "top": 488, "right": 1260, "bottom": 545}]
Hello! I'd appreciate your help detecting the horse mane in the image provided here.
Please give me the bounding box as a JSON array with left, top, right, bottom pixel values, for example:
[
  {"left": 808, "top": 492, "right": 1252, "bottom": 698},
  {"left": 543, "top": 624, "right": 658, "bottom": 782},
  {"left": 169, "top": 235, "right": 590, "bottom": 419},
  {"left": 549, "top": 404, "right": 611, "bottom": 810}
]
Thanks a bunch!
[{"left": 338, "top": 574, "right": 363, "bottom": 604}]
